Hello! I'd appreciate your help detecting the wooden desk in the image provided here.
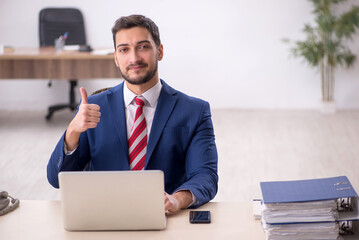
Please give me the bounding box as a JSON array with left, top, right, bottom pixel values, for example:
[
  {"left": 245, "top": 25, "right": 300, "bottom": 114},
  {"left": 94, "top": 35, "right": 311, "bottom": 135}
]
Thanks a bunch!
[
  {"left": 0, "top": 201, "right": 265, "bottom": 240},
  {"left": 0, "top": 47, "right": 122, "bottom": 79},
  {"left": 0, "top": 47, "right": 122, "bottom": 119}
]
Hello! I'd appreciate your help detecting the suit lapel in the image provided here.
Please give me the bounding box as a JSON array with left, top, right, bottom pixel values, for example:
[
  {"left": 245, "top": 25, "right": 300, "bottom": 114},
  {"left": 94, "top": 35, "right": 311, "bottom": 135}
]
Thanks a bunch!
[
  {"left": 106, "top": 82, "right": 130, "bottom": 169},
  {"left": 145, "top": 80, "right": 177, "bottom": 168}
]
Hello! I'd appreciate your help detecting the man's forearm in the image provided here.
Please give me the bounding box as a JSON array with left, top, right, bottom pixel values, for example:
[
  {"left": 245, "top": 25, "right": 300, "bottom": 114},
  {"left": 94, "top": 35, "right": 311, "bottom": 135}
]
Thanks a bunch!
[{"left": 64, "top": 126, "right": 81, "bottom": 152}]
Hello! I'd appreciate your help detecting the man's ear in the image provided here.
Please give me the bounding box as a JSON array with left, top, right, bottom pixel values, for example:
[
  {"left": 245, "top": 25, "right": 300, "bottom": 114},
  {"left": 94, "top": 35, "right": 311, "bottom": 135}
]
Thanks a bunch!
[{"left": 158, "top": 44, "right": 164, "bottom": 61}]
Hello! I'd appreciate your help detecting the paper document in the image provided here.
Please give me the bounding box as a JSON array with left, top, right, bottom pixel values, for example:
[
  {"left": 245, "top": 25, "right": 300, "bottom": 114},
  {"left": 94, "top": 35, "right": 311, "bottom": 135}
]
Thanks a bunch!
[{"left": 91, "top": 49, "right": 113, "bottom": 55}]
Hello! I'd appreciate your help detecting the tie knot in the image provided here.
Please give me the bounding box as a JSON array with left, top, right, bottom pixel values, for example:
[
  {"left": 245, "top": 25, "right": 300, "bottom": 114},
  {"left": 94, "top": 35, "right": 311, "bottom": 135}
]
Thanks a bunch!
[{"left": 134, "top": 97, "right": 145, "bottom": 108}]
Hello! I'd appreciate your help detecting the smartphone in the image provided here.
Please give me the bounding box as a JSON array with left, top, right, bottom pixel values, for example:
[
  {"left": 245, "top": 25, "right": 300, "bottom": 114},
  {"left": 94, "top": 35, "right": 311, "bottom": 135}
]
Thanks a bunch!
[{"left": 189, "top": 210, "right": 211, "bottom": 223}]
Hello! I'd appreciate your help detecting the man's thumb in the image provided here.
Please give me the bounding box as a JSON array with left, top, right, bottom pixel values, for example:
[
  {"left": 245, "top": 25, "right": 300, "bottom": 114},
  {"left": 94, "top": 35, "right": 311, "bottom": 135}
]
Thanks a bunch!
[{"left": 80, "top": 87, "right": 88, "bottom": 104}]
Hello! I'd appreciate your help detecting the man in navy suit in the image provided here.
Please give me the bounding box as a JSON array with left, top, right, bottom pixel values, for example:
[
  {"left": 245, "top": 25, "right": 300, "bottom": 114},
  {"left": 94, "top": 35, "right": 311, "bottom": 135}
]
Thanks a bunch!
[{"left": 47, "top": 14, "right": 218, "bottom": 214}]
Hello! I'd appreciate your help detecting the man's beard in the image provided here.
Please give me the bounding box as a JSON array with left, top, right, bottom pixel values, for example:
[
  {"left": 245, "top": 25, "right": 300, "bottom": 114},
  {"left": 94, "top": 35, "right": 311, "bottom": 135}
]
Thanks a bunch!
[{"left": 119, "top": 60, "right": 158, "bottom": 85}]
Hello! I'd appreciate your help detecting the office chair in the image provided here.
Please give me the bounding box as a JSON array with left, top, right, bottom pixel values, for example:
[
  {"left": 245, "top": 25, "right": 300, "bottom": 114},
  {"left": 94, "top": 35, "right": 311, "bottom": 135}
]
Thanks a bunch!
[
  {"left": 91, "top": 87, "right": 112, "bottom": 96},
  {"left": 39, "top": 8, "right": 87, "bottom": 120}
]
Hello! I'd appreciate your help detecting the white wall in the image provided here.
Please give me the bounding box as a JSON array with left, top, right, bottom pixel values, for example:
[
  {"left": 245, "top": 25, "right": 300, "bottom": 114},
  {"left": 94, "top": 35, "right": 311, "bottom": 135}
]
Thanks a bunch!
[{"left": 1, "top": 0, "right": 359, "bottom": 110}]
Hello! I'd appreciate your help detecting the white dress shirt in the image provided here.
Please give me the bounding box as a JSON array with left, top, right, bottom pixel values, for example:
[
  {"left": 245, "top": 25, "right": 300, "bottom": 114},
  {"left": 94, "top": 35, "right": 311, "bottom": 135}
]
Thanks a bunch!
[{"left": 124, "top": 80, "right": 162, "bottom": 140}]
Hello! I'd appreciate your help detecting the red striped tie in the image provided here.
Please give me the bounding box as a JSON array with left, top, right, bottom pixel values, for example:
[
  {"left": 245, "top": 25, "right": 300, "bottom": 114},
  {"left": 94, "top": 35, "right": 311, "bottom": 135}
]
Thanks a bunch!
[{"left": 128, "top": 97, "right": 147, "bottom": 170}]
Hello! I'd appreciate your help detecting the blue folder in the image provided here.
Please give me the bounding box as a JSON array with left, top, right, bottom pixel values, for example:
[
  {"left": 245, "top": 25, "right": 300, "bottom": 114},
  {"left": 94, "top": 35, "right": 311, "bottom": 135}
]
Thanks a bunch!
[
  {"left": 260, "top": 176, "right": 359, "bottom": 239},
  {"left": 261, "top": 176, "right": 358, "bottom": 204},
  {"left": 260, "top": 176, "right": 359, "bottom": 221}
]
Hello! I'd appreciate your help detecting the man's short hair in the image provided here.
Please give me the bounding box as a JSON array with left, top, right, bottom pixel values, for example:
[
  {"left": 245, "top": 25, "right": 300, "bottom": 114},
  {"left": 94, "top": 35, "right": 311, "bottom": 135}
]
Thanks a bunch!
[{"left": 112, "top": 14, "right": 161, "bottom": 49}]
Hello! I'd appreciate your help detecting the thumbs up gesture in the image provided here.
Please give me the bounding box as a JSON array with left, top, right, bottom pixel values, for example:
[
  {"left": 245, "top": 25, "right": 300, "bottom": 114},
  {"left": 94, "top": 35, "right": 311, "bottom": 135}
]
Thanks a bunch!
[
  {"left": 65, "top": 87, "right": 101, "bottom": 151},
  {"left": 80, "top": 87, "right": 89, "bottom": 104},
  {"left": 77, "top": 87, "right": 101, "bottom": 130}
]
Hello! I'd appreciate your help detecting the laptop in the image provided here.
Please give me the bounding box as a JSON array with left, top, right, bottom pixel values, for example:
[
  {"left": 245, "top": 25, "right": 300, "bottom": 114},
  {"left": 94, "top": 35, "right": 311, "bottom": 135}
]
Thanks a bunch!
[{"left": 58, "top": 170, "right": 166, "bottom": 231}]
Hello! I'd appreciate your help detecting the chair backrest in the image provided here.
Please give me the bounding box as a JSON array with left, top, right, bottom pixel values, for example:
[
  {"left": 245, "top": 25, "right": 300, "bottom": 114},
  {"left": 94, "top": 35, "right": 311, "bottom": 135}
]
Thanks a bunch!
[
  {"left": 39, "top": 8, "right": 86, "bottom": 46},
  {"left": 91, "top": 87, "right": 112, "bottom": 96}
]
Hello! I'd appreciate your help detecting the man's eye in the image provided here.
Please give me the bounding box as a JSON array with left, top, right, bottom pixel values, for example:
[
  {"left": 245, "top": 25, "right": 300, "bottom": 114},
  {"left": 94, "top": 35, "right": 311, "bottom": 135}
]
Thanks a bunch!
[
  {"left": 139, "top": 45, "right": 149, "bottom": 50},
  {"left": 119, "top": 48, "right": 128, "bottom": 53}
]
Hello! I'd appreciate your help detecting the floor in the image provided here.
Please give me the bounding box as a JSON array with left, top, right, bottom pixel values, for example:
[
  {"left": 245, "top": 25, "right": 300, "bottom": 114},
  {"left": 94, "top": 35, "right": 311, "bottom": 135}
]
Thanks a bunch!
[{"left": 1, "top": 109, "right": 358, "bottom": 202}]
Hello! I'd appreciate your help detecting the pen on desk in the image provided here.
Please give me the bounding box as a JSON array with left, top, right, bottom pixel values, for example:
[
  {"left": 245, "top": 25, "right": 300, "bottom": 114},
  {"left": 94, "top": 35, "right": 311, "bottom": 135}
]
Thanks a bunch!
[{"left": 63, "top": 32, "right": 69, "bottom": 40}]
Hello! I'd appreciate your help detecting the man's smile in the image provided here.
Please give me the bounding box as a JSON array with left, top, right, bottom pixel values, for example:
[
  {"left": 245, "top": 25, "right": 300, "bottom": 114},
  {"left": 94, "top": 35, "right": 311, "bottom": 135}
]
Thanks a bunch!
[{"left": 127, "top": 63, "right": 148, "bottom": 71}]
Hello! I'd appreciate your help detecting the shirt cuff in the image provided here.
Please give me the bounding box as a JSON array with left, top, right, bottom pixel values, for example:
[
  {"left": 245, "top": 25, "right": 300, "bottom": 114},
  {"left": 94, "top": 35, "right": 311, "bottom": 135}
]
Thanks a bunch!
[{"left": 63, "top": 141, "right": 78, "bottom": 155}]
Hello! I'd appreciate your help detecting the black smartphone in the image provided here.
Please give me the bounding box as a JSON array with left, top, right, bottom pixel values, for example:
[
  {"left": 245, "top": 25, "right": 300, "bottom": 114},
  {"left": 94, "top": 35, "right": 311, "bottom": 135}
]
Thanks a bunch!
[{"left": 189, "top": 210, "right": 211, "bottom": 223}]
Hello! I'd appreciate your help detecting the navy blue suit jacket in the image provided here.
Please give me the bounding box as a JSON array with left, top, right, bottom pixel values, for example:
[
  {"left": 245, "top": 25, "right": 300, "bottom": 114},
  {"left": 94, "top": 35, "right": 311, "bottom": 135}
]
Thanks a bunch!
[{"left": 47, "top": 80, "right": 218, "bottom": 207}]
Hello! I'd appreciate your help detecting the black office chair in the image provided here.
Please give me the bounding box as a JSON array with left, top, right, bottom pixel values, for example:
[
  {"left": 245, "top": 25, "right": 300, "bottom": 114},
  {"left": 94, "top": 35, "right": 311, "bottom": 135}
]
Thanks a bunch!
[{"left": 39, "top": 8, "right": 87, "bottom": 120}]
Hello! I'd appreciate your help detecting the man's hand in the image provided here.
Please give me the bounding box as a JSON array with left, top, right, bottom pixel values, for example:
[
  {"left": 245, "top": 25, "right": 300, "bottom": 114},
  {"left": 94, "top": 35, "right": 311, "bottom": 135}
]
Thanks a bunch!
[
  {"left": 165, "top": 190, "right": 193, "bottom": 214},
  {"left": 65, "top": 87, "right": 101, "bottom": 151}
]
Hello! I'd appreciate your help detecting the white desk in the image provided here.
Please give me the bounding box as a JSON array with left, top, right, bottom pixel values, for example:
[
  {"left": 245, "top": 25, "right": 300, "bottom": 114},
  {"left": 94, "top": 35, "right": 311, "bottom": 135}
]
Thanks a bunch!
[{"left": 0, "top": 201, "right": 265, "bottom": 240}]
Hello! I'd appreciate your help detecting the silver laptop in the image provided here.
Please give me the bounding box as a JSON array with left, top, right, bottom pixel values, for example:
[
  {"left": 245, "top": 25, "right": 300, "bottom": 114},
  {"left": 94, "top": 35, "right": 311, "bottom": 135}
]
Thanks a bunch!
[{"left": 58, "top": 170, "right": 166, "bottom": 231}]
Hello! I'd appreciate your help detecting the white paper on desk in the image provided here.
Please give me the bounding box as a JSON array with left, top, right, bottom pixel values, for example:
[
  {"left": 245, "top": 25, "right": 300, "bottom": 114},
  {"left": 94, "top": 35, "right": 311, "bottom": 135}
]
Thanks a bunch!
[
  {"left": 91, "top": 49, "right": 114, "bottom": 55},
  {"left": 63, "top": 45, "right": 80, "bottom": 51},
  {"left": 253, "top": 199, "right": 262, "bottom": 220}
]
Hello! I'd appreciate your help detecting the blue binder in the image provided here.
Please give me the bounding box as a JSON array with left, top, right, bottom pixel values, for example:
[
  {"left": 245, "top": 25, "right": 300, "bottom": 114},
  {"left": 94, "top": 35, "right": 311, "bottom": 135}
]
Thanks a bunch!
[
  {"left": 260, "top": 176, "right": 359, "bottom": 221},
  {"left": 260, "top": 176, "right": 359, "bottom": 239},
  {"left": 261, "top": 176, "right": 357, "bottom": 203}
]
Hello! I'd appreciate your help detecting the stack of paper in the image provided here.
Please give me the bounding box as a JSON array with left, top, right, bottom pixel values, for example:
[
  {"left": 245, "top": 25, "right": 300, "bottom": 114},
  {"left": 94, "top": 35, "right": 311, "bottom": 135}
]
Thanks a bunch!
[
  {"left": 262, "top": 221, "right": 340, "bottom": 240},
  {"left": 259, "top": 176, "right": 359, "bottom": 240},
  {"left": 262, "top": 199, "right": 338, "bottom": 223}
]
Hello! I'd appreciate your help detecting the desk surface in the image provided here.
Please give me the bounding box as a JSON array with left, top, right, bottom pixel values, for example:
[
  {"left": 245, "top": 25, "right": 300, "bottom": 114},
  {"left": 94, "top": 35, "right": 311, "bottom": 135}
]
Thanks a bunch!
[
  {"left": 0, "top": 47, "right": 121, "bottom": 79},
  {"left": 0, "top": 201, "right": 265, "bottom": 240},
  {"left": 0, "top": 47, "right": 114, "bottom": 59}
]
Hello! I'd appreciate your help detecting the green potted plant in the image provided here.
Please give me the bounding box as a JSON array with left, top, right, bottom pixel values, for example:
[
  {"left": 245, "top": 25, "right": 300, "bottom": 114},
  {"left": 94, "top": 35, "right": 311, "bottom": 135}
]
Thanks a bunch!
[{"left": 285, "top": 0, "right": 359, "bottom": 113}]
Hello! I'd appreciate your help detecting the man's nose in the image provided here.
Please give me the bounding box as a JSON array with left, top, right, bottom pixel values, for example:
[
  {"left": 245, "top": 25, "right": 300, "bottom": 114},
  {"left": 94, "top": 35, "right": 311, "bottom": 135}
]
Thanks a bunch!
[{"left": 128, "top": 49, "right": 142, "bottom": 63}]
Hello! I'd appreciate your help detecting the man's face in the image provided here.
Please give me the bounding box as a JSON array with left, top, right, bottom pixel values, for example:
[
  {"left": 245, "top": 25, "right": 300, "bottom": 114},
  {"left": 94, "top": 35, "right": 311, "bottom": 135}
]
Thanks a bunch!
[{"left": 114, "top": 27, "right": 163, "bottom": 85}]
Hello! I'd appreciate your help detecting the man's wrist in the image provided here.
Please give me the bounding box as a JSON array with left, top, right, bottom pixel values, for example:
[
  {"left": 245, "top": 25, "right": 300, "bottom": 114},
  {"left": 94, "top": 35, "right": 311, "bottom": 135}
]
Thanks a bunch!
[
  {"left": 173, "top": 190, "right": 193, "bottom": 209},
  {"left": 63, "top": 141, "right": 77, "bottom": 155},
  {"left": 64, "top": 126, "right": 81, "bottom": 152}
]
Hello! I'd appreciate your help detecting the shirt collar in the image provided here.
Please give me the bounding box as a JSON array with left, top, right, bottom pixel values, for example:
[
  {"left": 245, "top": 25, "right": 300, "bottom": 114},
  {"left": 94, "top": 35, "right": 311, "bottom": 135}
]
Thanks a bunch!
[{"left": 123, "top": 80, "right": 162, "bottom": 108}]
